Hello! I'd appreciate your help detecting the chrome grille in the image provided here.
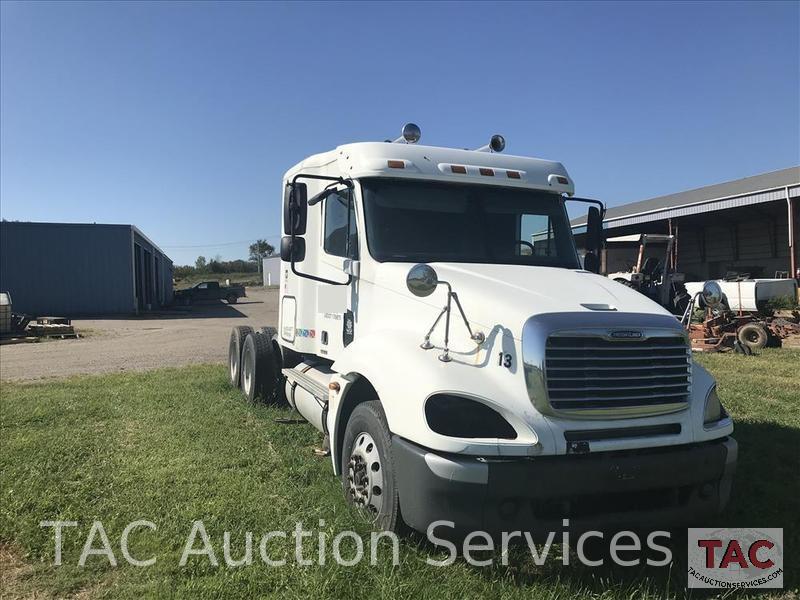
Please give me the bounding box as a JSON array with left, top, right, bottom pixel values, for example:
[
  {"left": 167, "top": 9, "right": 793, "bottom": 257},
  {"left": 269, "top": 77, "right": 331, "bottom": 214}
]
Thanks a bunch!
[{"left": 544, "top": 335, "right": 691, "bottom": 416}]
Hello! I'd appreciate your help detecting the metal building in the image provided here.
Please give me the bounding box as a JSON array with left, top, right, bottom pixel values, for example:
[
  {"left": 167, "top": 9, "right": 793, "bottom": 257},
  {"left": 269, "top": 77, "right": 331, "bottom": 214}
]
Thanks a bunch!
[
  {"left": 0, "top": 221, "right": 173, "bottom": 316},
  {"left": 262, "top": 255, "right": 281, "bottom": 287},
  {"left": 573, "top": 166, "right": 800, "bottom": 280}
]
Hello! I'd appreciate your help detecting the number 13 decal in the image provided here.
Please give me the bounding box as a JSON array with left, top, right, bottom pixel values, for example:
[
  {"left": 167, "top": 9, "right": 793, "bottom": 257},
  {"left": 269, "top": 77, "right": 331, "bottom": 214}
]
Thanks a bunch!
[{"left": 498, "top": 352, "right": 512, "bottom": 369}]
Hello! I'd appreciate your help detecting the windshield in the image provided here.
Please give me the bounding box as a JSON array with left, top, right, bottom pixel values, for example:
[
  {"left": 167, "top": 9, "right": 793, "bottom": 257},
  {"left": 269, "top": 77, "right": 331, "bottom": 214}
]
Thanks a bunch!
[{"left": 360, "top": 178, "right": 580, "bottom": 268}]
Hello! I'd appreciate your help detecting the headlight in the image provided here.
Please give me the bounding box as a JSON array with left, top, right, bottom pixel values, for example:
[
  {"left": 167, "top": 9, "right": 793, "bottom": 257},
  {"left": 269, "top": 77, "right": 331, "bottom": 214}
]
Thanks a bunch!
[
  {"left": 704, "top": 386, "right": 727, "bottom": 425},
  {"left": 425, "top": 394, "right": 517, "bottom": 439}
]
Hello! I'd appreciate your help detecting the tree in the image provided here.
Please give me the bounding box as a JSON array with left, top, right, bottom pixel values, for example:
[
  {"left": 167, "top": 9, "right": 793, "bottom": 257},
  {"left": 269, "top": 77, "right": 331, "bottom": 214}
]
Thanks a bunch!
[
  {"left": 249, "top": 239, "right": 275, "bottom": 274},
  {"left": 249, "top": 239, "right": 275, "bottom": 263},
  {"left": 195, "top": 256, "right": 207, "bottom": 271}
]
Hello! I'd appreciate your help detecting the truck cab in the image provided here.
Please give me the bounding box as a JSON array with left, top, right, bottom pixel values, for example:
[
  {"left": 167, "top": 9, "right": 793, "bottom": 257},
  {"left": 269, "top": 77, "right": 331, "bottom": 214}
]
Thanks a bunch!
[{"left": 229, "top": 125, "right": 736, "bottom": 536}]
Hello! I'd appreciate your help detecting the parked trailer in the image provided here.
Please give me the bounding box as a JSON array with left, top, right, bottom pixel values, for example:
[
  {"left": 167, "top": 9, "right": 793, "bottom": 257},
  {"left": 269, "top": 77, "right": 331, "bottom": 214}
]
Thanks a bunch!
[{"left": 228, "top": 124, "right": 736, "bottom": 537}]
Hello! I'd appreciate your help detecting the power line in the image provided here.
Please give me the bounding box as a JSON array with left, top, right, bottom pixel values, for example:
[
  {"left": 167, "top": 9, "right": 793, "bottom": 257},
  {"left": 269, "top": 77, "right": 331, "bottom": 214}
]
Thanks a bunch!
[{"left": 161, "top": 235, "right": 281, "bottom": 250}]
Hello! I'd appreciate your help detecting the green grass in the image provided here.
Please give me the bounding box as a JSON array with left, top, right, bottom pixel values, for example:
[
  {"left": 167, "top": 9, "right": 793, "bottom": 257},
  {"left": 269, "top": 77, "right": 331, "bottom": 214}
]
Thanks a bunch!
[
  {"left": 1, "top": 351, "right": 798, "bottom": 599},
  {"left": 174, "top": 272, "right": 264, "bottom": 289}
]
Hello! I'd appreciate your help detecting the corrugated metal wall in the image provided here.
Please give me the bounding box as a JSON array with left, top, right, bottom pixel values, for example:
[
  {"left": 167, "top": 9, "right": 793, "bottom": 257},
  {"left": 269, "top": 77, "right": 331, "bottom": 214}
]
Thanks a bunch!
[
  {"left": 678, "top": 216, "right": 790, "bottom": 280},
  {"left": 0, "top": 222, "right": 136, "bottom": 315},
  {"left": 132, "top": 230, "right": 174, "bottom": 309},
  {"left": 596, "top": 198, "right": 795, "bottom": 281}
]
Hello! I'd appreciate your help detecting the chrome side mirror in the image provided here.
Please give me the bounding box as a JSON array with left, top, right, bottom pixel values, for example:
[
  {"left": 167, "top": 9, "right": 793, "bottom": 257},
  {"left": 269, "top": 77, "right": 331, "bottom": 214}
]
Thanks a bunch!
[
  {"left": 406, "top": 264, "right": 438, "bottom": 297},
  {"left": 702, "top": 281, "right": 723, "bottom": 307}
]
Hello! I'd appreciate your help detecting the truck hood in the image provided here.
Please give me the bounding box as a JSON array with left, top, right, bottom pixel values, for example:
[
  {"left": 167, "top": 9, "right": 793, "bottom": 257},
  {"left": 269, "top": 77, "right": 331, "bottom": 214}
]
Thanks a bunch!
[{"left": 372, "top": 262, "right": 672, "bottom": 337}]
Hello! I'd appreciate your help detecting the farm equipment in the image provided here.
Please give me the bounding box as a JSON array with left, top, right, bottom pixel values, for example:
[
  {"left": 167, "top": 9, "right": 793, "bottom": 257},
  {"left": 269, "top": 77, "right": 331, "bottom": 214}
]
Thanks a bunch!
[
  {"left": 606, "top": 234, "right": 690, "bottom": 315},
  {"left": 226, "top": 123, "right": 736, "bottom": 537},
  {"left": 684, "top": 277, "right": 797, "bottom": 313},
  {"left": 680, "top": 281, "right": 800, "bottom": 352}
]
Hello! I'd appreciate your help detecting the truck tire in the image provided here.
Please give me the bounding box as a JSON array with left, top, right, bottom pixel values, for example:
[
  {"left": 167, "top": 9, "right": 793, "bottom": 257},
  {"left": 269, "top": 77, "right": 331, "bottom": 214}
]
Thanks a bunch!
[
  {"left": 738, "top": 323, "right": 768, "bottom": 350},
  {"left": 341, "top": 401, "right": 403, "bottom": 533},
  {"left": 228, "top": 326, "right": 254, "bottom": 388},
  {"left": 226, "top": 294, "right": 238, "bottom": 304},
  {"left": 241, "top": 331, "right": 284, "bottom": 404}
]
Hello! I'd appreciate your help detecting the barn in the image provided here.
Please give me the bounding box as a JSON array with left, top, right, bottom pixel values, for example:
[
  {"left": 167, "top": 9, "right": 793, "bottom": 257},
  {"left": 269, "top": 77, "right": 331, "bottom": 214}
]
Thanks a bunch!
[
  {"left": 573, "top": 167, "right": 800, "bottom": 282},
  {"left": 0, "top": 221, "right": 173, "bottom": 316}
]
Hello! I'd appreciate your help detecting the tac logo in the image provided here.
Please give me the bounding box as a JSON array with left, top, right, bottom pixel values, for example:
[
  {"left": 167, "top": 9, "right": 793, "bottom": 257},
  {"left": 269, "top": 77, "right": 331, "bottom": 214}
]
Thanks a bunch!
[
  {"left": 687, "top": 528, "right": 783, "bottom": 589},
  {"left": 295, "top": 328, "right": 316, "bottom": 339}
]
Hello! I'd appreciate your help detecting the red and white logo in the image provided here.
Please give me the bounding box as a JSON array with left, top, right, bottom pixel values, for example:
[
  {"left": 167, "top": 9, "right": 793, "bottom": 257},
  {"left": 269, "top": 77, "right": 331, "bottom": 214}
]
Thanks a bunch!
[{"left": 687, "top": 528, "right": 783, "bottom": 589}]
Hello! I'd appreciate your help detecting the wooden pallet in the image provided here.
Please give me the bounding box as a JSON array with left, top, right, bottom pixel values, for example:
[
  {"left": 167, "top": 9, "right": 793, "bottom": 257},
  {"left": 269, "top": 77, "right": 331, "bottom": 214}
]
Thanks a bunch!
[
  {"left": 28, "top": 324, "right": 76, "bottom": 337},
  {"left": 35, "top": 316, "right": 71, "bottom": 326},
  {"left": 0, "top": 336, "right": 40, "bottom": 345}
]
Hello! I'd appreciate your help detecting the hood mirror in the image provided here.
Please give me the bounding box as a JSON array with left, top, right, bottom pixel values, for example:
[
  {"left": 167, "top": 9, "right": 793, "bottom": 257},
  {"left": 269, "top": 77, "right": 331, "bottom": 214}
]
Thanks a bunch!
[
  {"left": 406, "top": 264, "right": 439, "bottom": 297},
  {"left": 407, "top": 264, "right": 485, "bottom": 361}
]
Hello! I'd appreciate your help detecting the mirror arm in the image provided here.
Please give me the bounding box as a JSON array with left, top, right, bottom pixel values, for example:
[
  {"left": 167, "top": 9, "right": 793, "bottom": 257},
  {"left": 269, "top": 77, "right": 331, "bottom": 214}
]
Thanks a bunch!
[
  {"left": 569, "top": 196, "right": 606, "bottom": 219},
  {"left": 290, "top": 259, "right": 352, "bottom": 286},
  {"left": 287, "top": 173, "right": 355, "bottom": 286}
]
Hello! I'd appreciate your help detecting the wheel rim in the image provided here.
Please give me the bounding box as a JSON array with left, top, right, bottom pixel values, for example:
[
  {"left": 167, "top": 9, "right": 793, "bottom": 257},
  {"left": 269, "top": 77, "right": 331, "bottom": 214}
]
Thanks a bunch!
[
  {"left": 229, "top": 344, "right": 238, "bottom": 381},
  {"left": 242, "top": 347, "right": 252, "bottom": 396},
  {"left": 746, "top": 330, "right": 760, "bottom": 343},
  {"left": 346, "top": 432, "right": 384, "bottom": 520}
]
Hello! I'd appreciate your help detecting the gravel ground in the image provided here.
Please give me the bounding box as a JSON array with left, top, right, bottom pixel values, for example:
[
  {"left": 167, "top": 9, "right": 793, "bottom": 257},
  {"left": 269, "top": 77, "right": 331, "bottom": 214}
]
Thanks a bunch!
[{"left": 0, "top": 287, "right": 278, "bottom": 382}]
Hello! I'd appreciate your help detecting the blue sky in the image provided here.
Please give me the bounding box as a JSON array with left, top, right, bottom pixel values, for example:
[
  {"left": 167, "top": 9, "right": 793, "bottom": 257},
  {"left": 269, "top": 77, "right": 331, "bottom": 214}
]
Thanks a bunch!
[{"left": 1, "top": 1, "right": 798, "bottom": 266}]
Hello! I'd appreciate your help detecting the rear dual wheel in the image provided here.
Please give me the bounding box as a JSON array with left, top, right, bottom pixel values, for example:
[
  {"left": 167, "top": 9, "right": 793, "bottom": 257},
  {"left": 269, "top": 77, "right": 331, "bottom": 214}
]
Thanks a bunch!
[
  {"left": 240, "top": 330, "right": 287, "bottom": 404},
  {"left": 228, "top": 326, "right": 254, "bottom": 387}
]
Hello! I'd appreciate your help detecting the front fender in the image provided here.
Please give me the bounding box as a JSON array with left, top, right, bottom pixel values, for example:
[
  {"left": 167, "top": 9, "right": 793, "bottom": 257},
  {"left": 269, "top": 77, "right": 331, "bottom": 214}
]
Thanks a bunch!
[
  {"left": 327, "top": 327, "right": 542, "bottom": 475},
  {"left": 690, "top": 361, "right": 734, "bottom": 442}
]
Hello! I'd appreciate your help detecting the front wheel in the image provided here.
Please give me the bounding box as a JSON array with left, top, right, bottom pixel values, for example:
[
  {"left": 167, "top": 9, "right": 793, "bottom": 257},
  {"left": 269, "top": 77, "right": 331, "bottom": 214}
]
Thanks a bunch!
[
  {"left": 226, "top": 294, "right": 238, "bottom": 304},
  {"left": 341, "top": 401, "right": 403, "bottom": 533}
]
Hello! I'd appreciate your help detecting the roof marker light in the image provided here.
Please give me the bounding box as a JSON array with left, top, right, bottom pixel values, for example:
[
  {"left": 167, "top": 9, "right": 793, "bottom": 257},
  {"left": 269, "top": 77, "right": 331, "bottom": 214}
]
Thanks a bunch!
[
  {"left": 479, "top": 168, "right": 495, "bottom": 176},
  {"left": 387, "top": 160, "right": 405, "bottom": 169},
  {"left": 451, "top": 165, "right": 467, "bottom": 174},
  {"left": 506, "top": 170, "right": 521, "bottom": 179}
]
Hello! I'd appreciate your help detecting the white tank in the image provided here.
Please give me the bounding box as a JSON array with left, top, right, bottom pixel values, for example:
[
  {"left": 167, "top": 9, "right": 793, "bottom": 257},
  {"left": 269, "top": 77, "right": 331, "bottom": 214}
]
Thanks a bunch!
[{"left": 285, "top": 362, "right": 334, "bottom": 431}]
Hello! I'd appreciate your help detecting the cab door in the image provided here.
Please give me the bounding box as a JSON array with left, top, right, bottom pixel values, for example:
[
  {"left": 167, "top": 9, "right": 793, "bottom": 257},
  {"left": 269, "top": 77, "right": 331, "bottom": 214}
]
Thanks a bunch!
[{"left": 317, "top": 187, "right": 358, "bottom": 358}]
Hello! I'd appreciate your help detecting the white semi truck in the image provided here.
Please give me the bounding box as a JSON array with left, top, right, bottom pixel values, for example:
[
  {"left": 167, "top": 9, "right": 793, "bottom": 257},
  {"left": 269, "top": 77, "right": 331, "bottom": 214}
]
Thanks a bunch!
[{"left": 228, "top": 125, "right": 736, "bottom": 537}]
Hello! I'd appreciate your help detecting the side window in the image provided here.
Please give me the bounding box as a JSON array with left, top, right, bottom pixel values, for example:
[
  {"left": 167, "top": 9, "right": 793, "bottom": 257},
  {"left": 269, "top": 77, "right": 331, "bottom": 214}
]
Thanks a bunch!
[
  {"left": 198, "top": 283, "right": 208, "bottom": 289},
  {"left": 324, "top": 189, "right": 358, "bottom": 259},
  {"left": 521, "top": 214, "right": 556, "bottom": 257}
]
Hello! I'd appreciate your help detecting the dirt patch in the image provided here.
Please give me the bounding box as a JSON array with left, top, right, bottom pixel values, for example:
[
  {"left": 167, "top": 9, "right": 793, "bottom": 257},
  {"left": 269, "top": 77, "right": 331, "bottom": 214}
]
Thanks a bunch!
[
  {"left": 0, "top": 542, "right": 35, "bottom": 599},
  {"left": 0, "top": 287, "right": 278, "bottom": 382}
]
